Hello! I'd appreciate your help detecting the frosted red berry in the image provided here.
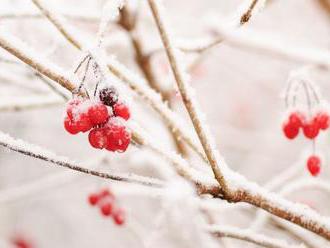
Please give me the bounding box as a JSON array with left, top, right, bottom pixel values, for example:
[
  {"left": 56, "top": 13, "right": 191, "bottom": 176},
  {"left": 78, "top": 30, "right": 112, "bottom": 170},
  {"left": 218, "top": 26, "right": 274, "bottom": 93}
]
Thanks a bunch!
[
  {"left": 75, "top": 113, "right": 93, "bottom": 133},
  {"left": 64, "top": 116, "right": 79, "bottom": 134},
  {"left": 303, "top": 120, "right": 319, "bottom": 139},
  {"left": 307, "top": 155, "right": 321, "bottom": 176},
  {"left": 88, "top": 128, "right": 108, "bottom": 149},
  {"left": 282, "top": 121, "right": 299, "bottom": 139},
  {"left": 99, "top": 188, "right": 114, "bottom": 199},
  {"left": 105, "top": 118, "right": 131, "bottom": 152},
  {"left": 113, "top": 208, "right": 125, "bottom": 225},
  {"left": 88, "top": 103, "right": 109, "bottom": 126},
  {"left": 113, "top": 103, "right": 130, "bottom": 120},
  {"left": 99, "top": 87, "right": 118, "bottom": 107},
  {"left": 88, "top": 193, "right": 100, "bottom": 206},
  {"left": 288, "top": 112, "right": 304, "bottom": 128},
  {"left": 314, "top": 112, "right": 329, "bottom": 130},
  {"left": 100, "top": 202, "right": 113, "bottom": 216},
  {"left": 66, "top": 99, "right": 81, "bottom": 119}
]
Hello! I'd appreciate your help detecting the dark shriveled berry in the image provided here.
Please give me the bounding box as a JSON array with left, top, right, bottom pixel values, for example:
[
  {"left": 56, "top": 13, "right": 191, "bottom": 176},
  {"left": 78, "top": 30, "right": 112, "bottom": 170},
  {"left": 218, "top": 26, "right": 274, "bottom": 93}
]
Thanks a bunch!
[{"left": 99, "top": 87, "right": 118, "bottom": 107}]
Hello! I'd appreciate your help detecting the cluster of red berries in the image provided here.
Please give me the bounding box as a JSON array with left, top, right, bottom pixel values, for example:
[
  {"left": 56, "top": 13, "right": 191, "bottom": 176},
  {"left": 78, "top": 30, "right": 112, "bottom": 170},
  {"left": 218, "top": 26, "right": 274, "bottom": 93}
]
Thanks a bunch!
[
  {"left": 88, "top": 188, "right": 125, "bottom": 225},
  {"left": 282, "top": 111, "right": 329, "bottom": 140},
  {"left": 64, "top": 87, "right": 131, "bottom": 152},
  {"left": 282, "top": 110, "right": 329, "bottom": 176}
]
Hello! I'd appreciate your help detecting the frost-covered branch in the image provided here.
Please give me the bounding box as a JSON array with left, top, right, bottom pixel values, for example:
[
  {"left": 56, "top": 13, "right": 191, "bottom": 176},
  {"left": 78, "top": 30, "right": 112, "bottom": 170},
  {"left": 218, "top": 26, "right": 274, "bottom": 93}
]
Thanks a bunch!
[
  {"left": 147, "top": 0, "right": 230, "bottom": 195},
  {"left": 207, "top": 225, "right": 304, "bottom": 248},
  {"left": 0, "top": 95, "right": 62, "bottom": 111},
  {"left": 0, "top": 131, "right": 163, "bottom": 188},
  {"left": 0, "top": 30, "right": 80, "bottom": 94},
  {"left": 177, "top": 27, "right": 330, "bottom": 68}
]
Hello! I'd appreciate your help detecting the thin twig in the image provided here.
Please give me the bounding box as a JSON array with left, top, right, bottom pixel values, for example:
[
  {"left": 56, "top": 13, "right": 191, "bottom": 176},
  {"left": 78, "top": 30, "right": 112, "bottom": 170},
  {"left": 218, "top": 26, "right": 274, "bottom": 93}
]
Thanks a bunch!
[
  {"left": 0, "top": 131, "right": 163, "bottom": 188},
  {"left": 147, "top": 0, "right": 230, "bottom": 195},
  {"left": 208, "top": 225, "right": 304, "bottom": 248},
  {"left": 118, "top": 6, "right": 188, "bottom": 156},
  {"left": 177, "top": 27, "right": 330, "bottom": 68},
  {"left": 0, "top": 95, "right": 62, "bottom": 112}
]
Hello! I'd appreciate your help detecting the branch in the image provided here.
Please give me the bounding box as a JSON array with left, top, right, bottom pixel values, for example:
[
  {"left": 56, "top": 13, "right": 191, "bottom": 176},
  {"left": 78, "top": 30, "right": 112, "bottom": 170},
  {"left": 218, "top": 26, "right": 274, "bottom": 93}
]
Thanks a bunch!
[
  {"left": 0, "top": 30, "right": 79, "bottom": 94},
  {"left": 0, "top": 131, "right": 163, "bottom": 188},
  {"left": 118, "top": 6, "right": 188, "bottom": 156},
  {"left": 0, "top": 95, "right": 62, "bottom": 112},
  {"left": 207, "top": 225, "right": 304, "bottom": 248},
  {"left": 147, "top": 0, "right": 230, "bottom": 195},
  {"left": 177, "top": 27, "right": 330, "bottom": 68}
]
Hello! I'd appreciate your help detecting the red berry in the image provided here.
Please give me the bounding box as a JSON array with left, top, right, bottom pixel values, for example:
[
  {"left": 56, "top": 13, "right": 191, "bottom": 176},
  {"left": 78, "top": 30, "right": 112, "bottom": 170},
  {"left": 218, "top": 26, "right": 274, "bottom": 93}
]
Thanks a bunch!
[
  {"left": 307, "top": 155, "right": 321, "bottom": 176},
  {"left": 314, "top": 112, "right": 329, "bottom": 130},
  {"left": 64, "top": 116, "right": 79, "bottom": 134},
  {"left": 100, "top": 202, "right": 113, "bottom": 216},
  {"left": 99, "top": 188, "right": 114, "bottom": 199},
  {"left": 105, "top": 118, "right": 131, "bottom": 152},
  {"left": 282, "top": 121, "right": 299, "bottom": 139},
  {"left": 12, "top": 237, "right": 32, "bottom": 248},
  {"left": 113, "top": 208, "right": 125, "bottom": 225},
  {"left": 75, "top": 113, "right": 93, "bottom": 133},
  {"left": 303, "top": 120, "right": 319, "bottom": 139},
  {"left": 88, "top": 103, "right": 109, "bottom": 126},
  {"left": 288, "top": 112, "right": 304, "bottom": 128},
  {"left": 66, "top": 99, "right": 81, "bottom": 119},
  {"left": 113, "top": 103, "right": 130, "bottom": 120},
  {"left": 88, "top": 128, "right": 108, "bottom": 149},
  {"left": 88, "top": 193, "right": 100, "bottom": 206}
]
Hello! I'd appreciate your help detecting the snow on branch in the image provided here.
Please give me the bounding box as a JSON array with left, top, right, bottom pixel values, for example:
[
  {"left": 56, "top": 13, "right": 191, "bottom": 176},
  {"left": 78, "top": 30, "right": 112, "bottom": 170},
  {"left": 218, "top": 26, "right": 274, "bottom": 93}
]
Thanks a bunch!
[
  {"left": 0, "top": 131, "right": 163, "bottom": 188},
  {"left": 0, "top": 95, "right": 62, "bottom": 111},
  {"left": 147, "top": 0, "right": 230, "bottom": 196},
  {"left": 177, "top": 27, "right": 330, "bottom": 68}
]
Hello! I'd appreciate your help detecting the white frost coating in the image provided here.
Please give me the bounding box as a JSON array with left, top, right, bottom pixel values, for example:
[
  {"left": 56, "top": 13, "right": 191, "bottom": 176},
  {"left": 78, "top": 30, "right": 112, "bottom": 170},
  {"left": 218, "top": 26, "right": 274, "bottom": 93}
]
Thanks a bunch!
[
  {"left": 280, "top": 178, "right": 330, "bottom": 197},
  {"left": 96, "top": 0, "right": 125, "bottom": 46},
  {"left": 146, "top": 179, "right": 219, "bottom": 248},
  {"left": 0, "top": 131, "right": 163, "bottom": 187},
  {"left": 176, "top": 26, "right": 330, "bottom": 68},
  {"left": 0, "top": 95, "right": 62, "bottom": 111},
  {"left": 229, "top": 169, "right": 330, "bottom": 232},
  {"left": 207, "top": 225, "right": 305, "bottom": 248},
  {"left": 0, "top": 28, "right": 81, "bottom": 88}
]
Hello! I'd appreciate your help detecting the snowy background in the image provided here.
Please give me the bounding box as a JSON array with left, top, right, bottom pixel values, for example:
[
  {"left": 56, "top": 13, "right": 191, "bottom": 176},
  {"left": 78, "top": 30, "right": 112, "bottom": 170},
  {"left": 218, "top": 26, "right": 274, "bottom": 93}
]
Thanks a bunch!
[{"left": 0, "top": 0, "right": 330, "bottom": 247}]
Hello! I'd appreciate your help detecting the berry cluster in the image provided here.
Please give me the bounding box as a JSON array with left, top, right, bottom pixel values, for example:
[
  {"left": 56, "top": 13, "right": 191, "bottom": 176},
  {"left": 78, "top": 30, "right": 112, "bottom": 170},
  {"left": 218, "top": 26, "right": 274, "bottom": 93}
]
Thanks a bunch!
[
  {"left": 64, "top": 87, "right": 131, "bottom": 153},
  {"left": 88, "top": 188, "right": 125, "bottom": 225},
  {"left": 282, "top": 110, "right": 329, "bottom": 177},
  {"left": 282, "top": 76, "right": 329, "bottom": 177},
  {"left": 282, "top": 111, "right": 329, "bottom": 140}
]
